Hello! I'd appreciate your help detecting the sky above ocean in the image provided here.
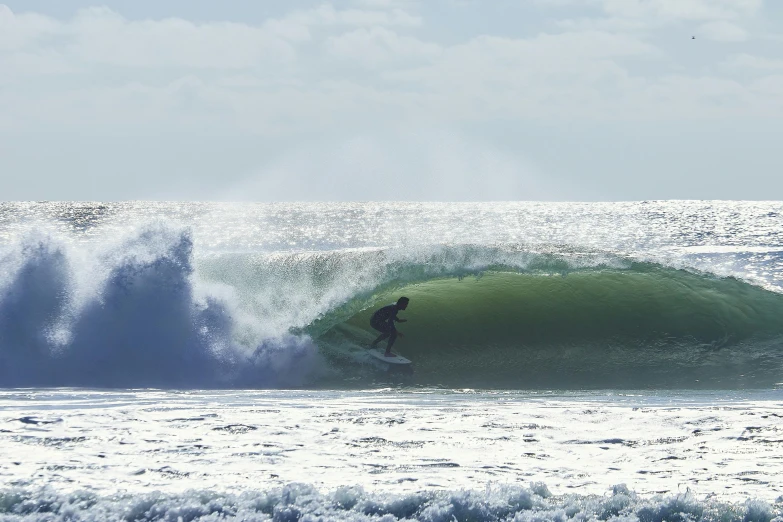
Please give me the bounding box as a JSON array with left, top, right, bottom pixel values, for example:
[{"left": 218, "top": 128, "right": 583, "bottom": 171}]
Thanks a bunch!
[{"left": 1, "top": 0, "right": 782, "bottom": 201}]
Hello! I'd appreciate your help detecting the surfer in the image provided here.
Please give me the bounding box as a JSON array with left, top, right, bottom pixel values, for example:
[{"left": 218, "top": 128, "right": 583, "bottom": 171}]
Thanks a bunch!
[{"left": 369, "top": 297, "right": 409, "bottom": 357}]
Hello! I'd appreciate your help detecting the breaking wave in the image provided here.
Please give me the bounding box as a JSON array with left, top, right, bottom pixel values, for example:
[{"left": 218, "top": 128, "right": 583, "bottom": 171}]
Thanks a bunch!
[
  {"left": 0, "top": 228, "right": 323, "bottom": 388},
  {"left": 1, "top": 221, "right": 782, "bottom": 389}
]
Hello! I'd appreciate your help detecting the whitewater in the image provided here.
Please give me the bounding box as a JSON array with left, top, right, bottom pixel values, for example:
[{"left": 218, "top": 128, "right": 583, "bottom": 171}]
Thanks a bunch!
[{"left": 1, "top": 201, "right": 782, "bottom": 521}]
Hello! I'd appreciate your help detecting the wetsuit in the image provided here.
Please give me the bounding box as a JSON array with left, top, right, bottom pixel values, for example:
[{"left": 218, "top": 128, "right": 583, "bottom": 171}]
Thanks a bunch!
[
  {"left": 371, "top": 304, "right": 400, "bottom": 332},
  {"left": 370, "top": 304, "right": 401, "bottom": 349}
]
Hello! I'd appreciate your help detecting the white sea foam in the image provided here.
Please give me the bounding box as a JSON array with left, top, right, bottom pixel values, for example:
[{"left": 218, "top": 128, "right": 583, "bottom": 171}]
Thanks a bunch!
[
  {"left": 2, "top": 482, "right": 781, "bottom": 522},
  {"left": 2, "top": 389, "right": 783, "bottom": 503}
]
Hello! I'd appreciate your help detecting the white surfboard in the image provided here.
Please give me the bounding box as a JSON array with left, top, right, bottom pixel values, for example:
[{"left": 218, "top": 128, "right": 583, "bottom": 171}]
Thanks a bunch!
[{"left": 367, "top": 348, "right": 412, "bottom": 365}]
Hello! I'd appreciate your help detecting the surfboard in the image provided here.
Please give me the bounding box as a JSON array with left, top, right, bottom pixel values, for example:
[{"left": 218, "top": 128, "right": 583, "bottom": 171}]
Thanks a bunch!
[{"left": 366, "top": 348, "right": 412, "bottom": 365}]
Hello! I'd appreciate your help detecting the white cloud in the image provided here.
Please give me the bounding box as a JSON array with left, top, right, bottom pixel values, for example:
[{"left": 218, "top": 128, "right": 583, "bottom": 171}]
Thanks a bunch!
[
  {"left": 327, "top": 27, "right": 441, "bottom": 67},
  {"left": 751, "top": 74, "right": 783, "bottom": 98},
  {"left": 555, "top": 17, "right": 650, "bottom": 33},
  {"left": 281, "top": 4, "right": 421, "bottom": 28},
  {"left": 725, "top": 53, "right": 783, "bottom": 70},
  {"left": 262, "top": 19, "right": 312, "bottom": 43},
  {"left": 697, "top": 20, "right": 748, "bottom": 42},
  {"left": 367, "top": 31, "right": 662, "bottom": 122},
  {"left": 0, "top": 3, "right": 423, "bottom": 74},
  {"left": 2, "top": 0, "right": 783, "bottom": 200},
  {"left": 552, "top": 0, "right": 763, "bottom": 47},
  {"left": 352, "top": 0, "right": 413, "bottom": 9},
  {"left": 451, "top": 31, "right": 656, "bottom": 68},
  {"left": 529, "top": 0, "right": 603, "bottom": 6},
  {"left": 66, "top": 7, "right": 297, "bottom": 68},
  {"left": 0, "top": 5, "right": 300, "bottom": 70},
  {"left": 602, "top": 0, "right": 762, "bottom": 21},
  {"left": 0, "top": 50, "right": 75, "bottom": 81},
  {"left": 0, "top": 4, "right": 60, "bottom": 51},
  {"left": 1, "top": 0, "right": 781, "bottom": 137},
  {"left": 390, "top": 30, "right": 656, "bottom": 85},
  {"left": 643, "top": 75, "right": 745, "bottom": 110}
]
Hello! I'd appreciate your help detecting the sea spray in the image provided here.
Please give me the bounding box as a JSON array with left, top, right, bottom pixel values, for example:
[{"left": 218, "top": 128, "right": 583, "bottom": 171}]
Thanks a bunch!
[{"left": 0, "top": 226, "right": 323, "bottom": 388}]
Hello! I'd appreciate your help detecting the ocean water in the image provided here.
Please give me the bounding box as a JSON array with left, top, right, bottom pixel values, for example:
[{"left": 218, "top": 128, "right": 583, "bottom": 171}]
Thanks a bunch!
[{"left": 1, "top": 201, "right": 782, "bottom": 521}]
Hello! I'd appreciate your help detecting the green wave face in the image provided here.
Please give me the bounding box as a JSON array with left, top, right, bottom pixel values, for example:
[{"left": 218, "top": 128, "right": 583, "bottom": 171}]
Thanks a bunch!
[{"left": 318, "top": 269, "right": 783, "bottom": 389}]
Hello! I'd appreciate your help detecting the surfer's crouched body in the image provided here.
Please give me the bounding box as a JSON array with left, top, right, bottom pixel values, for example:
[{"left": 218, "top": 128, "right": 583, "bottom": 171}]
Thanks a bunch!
[{"left": 369, "top": 297, "right": 409, "bottom": 356}]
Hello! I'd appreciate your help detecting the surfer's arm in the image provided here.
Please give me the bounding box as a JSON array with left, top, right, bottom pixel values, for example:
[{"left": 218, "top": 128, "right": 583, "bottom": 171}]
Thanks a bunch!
[{"left": 392, "top": 310, "right": 406, "bottom": 323}]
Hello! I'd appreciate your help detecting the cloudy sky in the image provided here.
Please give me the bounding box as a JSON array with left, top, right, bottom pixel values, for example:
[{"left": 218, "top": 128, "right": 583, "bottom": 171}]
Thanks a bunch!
[{"left": 1, "top": 0, "right": 781, "bottom": 201}]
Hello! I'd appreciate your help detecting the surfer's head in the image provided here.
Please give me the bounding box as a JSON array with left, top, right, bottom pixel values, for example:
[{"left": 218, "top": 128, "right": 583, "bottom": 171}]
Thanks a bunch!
[{"left": 397, "top": 296, "right": 409, "bottom": 310}]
